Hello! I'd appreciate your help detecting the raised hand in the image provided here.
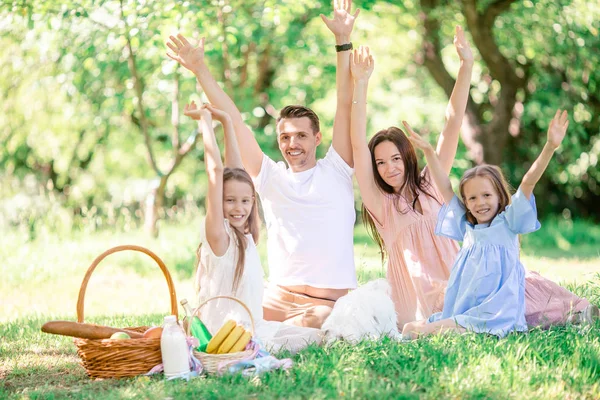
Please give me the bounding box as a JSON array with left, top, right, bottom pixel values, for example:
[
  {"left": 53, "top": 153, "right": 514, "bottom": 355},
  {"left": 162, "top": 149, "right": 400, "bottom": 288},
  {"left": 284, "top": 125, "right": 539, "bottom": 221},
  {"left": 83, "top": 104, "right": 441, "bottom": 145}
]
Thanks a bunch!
[
  {"left": 203, "top": 104, "right": 232, "bottom": 125},
  {"left": 404, "top": 120, "right": 454, "bottom": 203},
  {"left": 184, "top": 101, "right": 211, "bottom": 123},
  {"left": 403, "top": 121, "right": 434, "bottom": 153},
  {"left": 520, "top": 109, "right": 569, "bottom": 199},
  {"left": 320, "top": 0, "right": 360, "bottom": 40},
  {"left": 547, "top": 109, "right": 569, "bottom": 149},
  {"left": 454, "top": 26, "right": 473, "bottom": 65},
  {"left": 166, "top": 34, "right": 205, "bottom": 73},
  {"left": 350, "top": 46, "right": 374, "bottom": 82}
]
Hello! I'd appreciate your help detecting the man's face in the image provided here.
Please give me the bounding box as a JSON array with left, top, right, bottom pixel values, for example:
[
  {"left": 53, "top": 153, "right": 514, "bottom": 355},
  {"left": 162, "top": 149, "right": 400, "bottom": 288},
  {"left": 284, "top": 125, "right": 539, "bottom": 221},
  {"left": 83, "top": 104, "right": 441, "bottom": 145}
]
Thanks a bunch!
[{"left": 276, "top": 117, "right": 322, "bottom": 172}]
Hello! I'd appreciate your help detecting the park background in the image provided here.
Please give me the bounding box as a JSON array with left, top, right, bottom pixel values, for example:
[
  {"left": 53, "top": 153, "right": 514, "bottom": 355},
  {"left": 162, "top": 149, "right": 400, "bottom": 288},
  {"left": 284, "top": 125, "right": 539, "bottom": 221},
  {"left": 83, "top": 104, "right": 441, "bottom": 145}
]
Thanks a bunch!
[{"left": 1, "top": 0, "right": 599, "bottom": 398}]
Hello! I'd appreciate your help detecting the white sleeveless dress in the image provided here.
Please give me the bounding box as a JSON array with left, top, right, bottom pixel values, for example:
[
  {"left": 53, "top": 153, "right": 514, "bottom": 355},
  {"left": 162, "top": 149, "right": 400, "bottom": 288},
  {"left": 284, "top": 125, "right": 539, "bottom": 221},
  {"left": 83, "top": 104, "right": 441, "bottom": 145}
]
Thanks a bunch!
[{"left": 196, "top": 219, "right": 322, "bottom": 353}]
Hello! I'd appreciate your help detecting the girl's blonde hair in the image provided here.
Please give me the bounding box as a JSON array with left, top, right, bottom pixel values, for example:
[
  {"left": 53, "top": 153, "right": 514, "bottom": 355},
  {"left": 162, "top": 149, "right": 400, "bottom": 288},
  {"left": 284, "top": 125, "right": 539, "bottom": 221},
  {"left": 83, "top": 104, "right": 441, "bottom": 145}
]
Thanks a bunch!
[
  {"left": 195, "top": 167, "right": 260, "bottom": 294},
  {"left": 459, "top": 165, "right": 512, "bottom": 225}
]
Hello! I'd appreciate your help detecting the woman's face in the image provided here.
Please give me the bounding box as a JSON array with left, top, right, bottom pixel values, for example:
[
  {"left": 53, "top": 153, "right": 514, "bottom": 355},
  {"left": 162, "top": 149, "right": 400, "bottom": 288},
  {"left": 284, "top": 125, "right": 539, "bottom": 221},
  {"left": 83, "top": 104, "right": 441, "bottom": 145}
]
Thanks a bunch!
[{"left": 373, "top": 140, "right": 405, "bottom": 192}]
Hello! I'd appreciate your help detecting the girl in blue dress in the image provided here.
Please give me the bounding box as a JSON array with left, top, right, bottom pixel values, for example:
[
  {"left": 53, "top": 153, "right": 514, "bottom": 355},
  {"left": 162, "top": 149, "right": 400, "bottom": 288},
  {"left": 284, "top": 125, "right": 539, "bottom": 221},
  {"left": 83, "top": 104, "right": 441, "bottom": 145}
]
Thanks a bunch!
[{"left": 401, "top": 110, "right": 570, "bottom": 339}]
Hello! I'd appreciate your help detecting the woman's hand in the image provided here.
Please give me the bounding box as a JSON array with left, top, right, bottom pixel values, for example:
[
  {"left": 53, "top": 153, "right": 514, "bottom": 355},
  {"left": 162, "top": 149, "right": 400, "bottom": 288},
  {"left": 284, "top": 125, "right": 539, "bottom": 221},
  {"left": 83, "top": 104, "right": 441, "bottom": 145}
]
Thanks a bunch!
[{"left": 350, "top": 46, "right": 374, "bottom": 82}]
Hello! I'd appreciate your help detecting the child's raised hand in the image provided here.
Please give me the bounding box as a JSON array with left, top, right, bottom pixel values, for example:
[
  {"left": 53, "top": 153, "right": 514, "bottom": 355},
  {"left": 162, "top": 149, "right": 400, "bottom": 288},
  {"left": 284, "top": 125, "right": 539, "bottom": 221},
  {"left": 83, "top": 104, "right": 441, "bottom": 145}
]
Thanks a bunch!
[
  {"left": 184, "top": 101, "right": 211, "bottom": 122},
  {"left": 403, "top": 121, "right": 434, "bottom": 153},
  {"left": 350, "top": 45, "right": 374, "bottom": 82},
  {"left": 454, "top": 26, "right": 473, "bottom": 65},
  {"left": 547, "top": 109, "right": 569, "bottom": 149},
  {"left": 203, "top": 104, "right": 232, "bottom": 125}
]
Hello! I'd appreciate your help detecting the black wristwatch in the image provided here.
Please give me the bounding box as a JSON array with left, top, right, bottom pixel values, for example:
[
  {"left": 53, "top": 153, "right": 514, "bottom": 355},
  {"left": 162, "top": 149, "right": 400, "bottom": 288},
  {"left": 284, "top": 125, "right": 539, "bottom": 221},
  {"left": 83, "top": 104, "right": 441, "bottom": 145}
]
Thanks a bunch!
[{"left": 335, "top": 42, "right": 353, "bottom": 52}]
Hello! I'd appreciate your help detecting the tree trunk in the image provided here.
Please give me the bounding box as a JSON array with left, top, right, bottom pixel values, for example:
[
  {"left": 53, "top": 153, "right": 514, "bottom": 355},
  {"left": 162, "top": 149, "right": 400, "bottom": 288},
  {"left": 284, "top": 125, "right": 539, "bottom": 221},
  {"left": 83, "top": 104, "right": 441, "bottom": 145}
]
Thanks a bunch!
[
  {"left": 144, "top": 176, "right": 168, "bottom": 238},
  {"left": 144, "top": 183, "right": 160, "bottom": 238},
  {"left": 419, "top": 0, "right": 526, "bottom": 165}
]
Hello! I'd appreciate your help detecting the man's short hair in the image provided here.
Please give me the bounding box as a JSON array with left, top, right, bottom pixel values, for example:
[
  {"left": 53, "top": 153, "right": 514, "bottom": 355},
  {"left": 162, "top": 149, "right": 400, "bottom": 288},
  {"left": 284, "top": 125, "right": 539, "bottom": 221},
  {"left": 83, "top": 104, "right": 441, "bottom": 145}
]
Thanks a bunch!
[{"left": 276, "top": 105, "right": 320, "bottom": 134}]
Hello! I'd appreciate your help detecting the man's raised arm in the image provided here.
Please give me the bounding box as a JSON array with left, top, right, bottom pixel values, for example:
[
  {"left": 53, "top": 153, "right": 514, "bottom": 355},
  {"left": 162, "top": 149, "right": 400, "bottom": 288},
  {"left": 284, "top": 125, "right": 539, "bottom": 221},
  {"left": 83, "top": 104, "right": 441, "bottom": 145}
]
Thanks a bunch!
[
  {"left": 321, "top": 0, "right": 360, "bottom": 167},
  {"left": 167, "top": 34, "right": 263, "bottom": 177}
]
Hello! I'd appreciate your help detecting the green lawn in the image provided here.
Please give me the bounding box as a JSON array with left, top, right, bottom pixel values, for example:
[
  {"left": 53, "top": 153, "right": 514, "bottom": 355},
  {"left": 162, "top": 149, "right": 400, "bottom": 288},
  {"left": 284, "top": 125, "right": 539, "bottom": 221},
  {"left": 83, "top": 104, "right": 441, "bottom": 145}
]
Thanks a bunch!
[{"left": 1, "top": 219, "right": 600, "bottom": 399}]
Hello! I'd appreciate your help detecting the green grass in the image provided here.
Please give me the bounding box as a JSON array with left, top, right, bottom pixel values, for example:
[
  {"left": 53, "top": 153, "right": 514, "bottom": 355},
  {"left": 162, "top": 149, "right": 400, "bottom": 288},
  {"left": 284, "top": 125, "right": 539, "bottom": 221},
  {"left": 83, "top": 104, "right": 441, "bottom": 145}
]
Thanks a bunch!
[{"left": 1, "top": 218, "right": 600, "bottom": 399}]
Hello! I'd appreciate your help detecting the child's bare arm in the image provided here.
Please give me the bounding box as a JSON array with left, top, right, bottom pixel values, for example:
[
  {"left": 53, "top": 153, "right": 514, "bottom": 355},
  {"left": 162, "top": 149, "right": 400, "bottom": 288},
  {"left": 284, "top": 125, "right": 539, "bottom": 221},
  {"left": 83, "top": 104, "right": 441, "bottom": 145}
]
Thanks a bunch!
[
  {"left": 520, "top": 110, "right": 569, "bottom": 199},
  {"left": 203, "top": 104, "right": 243, "bottom": 169},
  {"left": 435, "top": 26, "right": 474, "bottom": 175},
  {"left": 184, "top": 102, "right": 229, "bottom": 256}
]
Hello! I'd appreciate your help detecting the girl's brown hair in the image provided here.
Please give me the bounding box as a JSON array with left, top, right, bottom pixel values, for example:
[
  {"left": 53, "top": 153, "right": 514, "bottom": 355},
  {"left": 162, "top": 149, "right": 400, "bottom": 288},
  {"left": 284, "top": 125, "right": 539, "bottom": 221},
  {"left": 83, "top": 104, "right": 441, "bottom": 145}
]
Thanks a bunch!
[
  {"left": 361, "top": 127, "right": 439, "bottom": 262},
  {"left": 196, "top": 167, "right": 260, "bottom": 294},
  {"left": 458, "top": 165, "right": 512, "bottom": 225}
]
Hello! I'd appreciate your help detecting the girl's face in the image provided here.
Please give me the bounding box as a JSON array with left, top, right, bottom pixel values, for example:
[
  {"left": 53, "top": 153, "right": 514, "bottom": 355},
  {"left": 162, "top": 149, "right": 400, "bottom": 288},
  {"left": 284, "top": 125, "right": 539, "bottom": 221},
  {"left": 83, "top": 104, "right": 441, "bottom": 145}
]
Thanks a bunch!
[
  {"left": 373, "top": 140, "right": 405, "bottom": 192},
  {"left": 463, "top": 176, "right": 500, "bottom": 225},
  {"left": 223, "top": 179, "right": 254, "bottom": 230}
]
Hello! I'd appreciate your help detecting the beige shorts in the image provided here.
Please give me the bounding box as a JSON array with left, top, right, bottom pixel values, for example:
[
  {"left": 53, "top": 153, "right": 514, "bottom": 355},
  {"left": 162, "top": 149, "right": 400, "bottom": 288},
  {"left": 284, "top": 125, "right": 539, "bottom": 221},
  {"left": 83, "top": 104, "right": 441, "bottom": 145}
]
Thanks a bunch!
[{"left": 262, "top": 285, "right": 336, "bottom": 329}]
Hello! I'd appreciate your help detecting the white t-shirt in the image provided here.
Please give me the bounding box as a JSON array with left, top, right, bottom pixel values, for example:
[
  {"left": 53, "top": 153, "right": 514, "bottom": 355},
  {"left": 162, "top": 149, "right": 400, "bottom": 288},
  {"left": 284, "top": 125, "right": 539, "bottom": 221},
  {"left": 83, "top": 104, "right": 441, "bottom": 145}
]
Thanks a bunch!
[{"left": 253, "top": 146, "right": 357, "bottom": 289}]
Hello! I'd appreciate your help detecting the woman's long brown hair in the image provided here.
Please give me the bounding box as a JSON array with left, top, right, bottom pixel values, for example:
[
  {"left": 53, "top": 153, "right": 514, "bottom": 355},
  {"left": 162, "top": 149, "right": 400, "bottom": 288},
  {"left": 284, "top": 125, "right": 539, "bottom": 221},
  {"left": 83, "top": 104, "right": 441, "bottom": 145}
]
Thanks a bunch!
[
  {"left": 196, "top": 167, "right": 260, "bottom": 294},
  {"left": 362, "top": 127, "right": 439, "bottom": 263}
]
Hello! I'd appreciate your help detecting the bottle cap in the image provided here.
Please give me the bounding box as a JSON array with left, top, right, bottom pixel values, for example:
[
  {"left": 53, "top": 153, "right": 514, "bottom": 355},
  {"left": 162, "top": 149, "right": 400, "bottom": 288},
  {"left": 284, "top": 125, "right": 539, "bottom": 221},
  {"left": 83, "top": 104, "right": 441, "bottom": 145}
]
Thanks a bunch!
[{"left": 164, "top": 315, "right": 177, "bottom": 323}]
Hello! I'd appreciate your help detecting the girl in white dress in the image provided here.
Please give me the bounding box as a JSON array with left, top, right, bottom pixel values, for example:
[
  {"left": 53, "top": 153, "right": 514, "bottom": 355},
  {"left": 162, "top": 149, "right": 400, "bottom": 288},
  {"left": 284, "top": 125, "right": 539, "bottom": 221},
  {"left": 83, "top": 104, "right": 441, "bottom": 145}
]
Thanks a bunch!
[{"left": 185, "top": 102, "right": 322, "bottom": 354}]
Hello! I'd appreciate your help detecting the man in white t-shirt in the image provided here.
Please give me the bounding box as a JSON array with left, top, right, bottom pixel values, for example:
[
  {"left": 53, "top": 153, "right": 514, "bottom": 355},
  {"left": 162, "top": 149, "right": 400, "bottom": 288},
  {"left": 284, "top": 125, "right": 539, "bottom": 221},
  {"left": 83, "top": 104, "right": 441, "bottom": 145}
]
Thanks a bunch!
[{"left": 167, "top": 2, "right": 360, "bottom": 328}]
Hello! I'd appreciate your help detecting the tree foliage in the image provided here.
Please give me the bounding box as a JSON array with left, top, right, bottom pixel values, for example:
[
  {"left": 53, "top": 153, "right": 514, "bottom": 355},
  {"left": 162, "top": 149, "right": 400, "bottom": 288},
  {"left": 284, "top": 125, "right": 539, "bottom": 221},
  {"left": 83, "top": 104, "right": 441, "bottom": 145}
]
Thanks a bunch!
[{"left": 1, "top": 0, "right": 598, "bottom": 236}]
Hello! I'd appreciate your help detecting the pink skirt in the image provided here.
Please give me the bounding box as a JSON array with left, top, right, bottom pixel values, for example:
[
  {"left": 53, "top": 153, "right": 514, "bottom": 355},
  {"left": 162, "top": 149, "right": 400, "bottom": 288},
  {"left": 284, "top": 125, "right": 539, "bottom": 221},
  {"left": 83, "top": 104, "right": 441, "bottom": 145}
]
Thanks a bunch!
[{"left": 525, "top": 270, "right": 589, "bottom": 328}]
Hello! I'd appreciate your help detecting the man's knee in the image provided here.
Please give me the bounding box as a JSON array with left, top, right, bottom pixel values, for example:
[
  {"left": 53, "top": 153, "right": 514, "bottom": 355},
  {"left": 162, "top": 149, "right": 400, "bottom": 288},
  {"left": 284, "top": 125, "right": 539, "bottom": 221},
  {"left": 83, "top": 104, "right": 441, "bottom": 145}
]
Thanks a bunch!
[
  {"left": 263, "top": 284, "right": 299, "bottom": 322},
  {"left": 263, "top": 305, "right": 285, "bottom": 322},
  {"left": 283, "top": 304, "right": 333, "bottom": 329},
  {"left": 301, "top": 305, "right": 333, "bottom": 329}
]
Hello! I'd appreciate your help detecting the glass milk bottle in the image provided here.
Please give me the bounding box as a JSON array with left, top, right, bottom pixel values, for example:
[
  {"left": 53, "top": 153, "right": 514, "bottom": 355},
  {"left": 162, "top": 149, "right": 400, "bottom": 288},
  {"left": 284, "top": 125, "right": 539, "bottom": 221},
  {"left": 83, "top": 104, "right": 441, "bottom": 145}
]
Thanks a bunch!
[{"left": 160, "top": 315, "right": 189, "bottom": 378}]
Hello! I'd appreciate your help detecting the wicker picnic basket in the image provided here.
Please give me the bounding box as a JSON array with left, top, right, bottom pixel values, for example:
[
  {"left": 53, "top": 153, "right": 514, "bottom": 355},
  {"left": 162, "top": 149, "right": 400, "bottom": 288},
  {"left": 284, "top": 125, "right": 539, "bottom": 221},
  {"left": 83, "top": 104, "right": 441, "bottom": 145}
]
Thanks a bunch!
[
  {"left": 73, "top": 245, "right": 178, "bottom": 379},
  {"left": 190, "top": 296, "right": 256, "bottom": 374}
]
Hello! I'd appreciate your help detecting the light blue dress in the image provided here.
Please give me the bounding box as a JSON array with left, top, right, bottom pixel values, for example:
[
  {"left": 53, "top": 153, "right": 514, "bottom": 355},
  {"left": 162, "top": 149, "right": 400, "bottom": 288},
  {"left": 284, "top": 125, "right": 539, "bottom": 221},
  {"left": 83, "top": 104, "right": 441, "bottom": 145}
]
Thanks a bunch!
[{"left": 428, "top": 188, "right": 541, "bottom": 337}]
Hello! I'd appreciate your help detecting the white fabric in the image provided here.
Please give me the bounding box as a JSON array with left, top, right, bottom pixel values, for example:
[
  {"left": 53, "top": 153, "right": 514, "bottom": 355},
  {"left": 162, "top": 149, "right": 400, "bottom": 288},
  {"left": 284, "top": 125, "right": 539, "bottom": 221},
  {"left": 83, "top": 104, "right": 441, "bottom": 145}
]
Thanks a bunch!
[
  {"left": 196, "top": 219, "right": 322, "bottom": 353},
  {"left": 253, "top": 146, "right": 357, "bottom": 289},
  {"left": 197, "top": 219, "right": 265, "bottom": 331},
  {"left": 321, "top": 279, "right": 401, "bottom": 344}
]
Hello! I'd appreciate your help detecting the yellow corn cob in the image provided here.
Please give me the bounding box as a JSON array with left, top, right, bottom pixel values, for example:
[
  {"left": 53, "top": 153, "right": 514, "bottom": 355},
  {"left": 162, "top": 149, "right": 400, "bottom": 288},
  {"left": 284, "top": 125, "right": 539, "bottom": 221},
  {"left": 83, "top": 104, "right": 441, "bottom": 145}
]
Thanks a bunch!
[
  {"left": 217, "top": 325, "right": 244, "bottom": 354},
  {"left": 206, "top": 320, "right": 236, "bottom": 354},
  {"left": 228, "top": 330, "right": 252, "bottom": 353}
]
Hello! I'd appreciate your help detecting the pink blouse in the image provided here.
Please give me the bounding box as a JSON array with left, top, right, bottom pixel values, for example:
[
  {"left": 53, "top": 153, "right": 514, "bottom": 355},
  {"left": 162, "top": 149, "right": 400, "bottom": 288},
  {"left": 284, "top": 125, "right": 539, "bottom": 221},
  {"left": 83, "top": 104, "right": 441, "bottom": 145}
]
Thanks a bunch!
[{"left": 366, "top": 172, "right": 459, "bottom": 327}]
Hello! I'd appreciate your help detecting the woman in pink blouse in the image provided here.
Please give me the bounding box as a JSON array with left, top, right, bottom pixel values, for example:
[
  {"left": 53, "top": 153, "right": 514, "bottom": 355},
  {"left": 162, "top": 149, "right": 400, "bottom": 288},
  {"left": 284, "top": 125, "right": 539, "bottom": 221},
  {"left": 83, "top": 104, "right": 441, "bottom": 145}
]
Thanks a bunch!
[{"left": 349, "top": 28, "right": 593, "bottom": 329}]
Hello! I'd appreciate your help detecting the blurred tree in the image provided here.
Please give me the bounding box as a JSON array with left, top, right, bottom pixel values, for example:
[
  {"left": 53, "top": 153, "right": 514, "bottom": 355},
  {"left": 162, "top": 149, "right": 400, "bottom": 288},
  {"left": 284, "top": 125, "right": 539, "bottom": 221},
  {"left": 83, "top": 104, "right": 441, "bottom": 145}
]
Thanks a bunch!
[
  {"left": 405, "top": 0, "right": 600, "bottom": 217},
  {"left": 1, "top": 0, "right": 598, "bottom": 234}
]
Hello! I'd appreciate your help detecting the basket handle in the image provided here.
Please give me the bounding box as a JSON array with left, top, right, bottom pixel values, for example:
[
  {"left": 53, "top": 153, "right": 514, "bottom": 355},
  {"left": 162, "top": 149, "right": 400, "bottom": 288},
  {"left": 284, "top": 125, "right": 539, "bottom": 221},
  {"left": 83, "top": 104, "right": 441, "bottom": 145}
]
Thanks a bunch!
[
  {"left": 191, "top": 296, "right": 256, "bottom": 336},
  {"left": 76, "top": 245, "right": 178, "bottom": 323}
]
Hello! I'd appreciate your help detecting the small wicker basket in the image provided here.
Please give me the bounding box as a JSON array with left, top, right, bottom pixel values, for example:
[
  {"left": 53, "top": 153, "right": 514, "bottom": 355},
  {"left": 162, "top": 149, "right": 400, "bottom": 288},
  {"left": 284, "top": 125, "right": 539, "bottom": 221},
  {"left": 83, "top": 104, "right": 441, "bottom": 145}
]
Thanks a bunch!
[
  {"left": 73, "top": 245, "right": 178, "bottom": 379},
  {"left": 190, "top": 296, "right": 256, "bottom": 374}
]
